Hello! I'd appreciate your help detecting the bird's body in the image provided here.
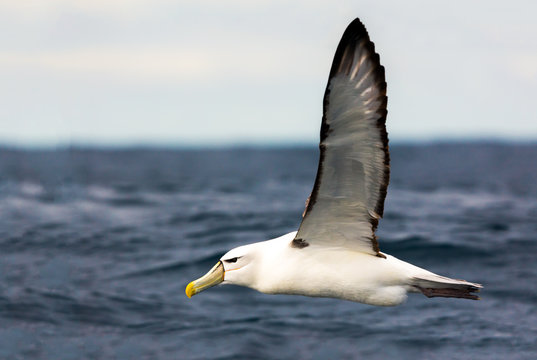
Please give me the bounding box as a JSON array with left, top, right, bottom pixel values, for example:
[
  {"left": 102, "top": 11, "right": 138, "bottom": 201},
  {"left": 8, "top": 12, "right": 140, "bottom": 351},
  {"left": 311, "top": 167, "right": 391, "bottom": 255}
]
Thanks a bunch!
[
  {"left": 220, "top": 231, "right": 478, "bottom": 306},
  {"left": 185, "top": 18, "right": 482, "bottom": 306},
  {"left": 228, "top": 232, "right": 409, "bottom": 306}
]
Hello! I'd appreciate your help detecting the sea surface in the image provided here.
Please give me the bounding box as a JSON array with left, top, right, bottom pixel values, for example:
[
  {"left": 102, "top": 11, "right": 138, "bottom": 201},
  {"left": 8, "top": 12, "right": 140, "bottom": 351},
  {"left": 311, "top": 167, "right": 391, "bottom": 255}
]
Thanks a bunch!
[{"left": 0, "top": 143, "right": 536, "bottom": 359}]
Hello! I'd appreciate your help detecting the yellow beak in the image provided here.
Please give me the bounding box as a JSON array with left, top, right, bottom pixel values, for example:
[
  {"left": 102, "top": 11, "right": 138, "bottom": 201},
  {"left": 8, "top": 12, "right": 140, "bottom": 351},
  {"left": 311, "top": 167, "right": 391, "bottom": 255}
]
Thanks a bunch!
[{"left": 185, "top": 261, "right": 225, "bottom": 298}]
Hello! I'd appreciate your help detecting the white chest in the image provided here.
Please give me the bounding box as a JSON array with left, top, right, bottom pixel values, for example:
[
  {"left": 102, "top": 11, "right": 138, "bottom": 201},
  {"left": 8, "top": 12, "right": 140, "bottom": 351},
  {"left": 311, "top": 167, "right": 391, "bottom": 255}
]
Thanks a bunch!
[{"left": 254, "top": 246, "right": 410, "bottom": 306}]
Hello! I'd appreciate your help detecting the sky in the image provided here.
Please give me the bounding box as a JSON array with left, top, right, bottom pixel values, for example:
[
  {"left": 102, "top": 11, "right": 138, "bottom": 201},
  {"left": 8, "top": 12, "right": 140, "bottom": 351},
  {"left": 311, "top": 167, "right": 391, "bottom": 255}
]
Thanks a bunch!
[{"left": 1, "top": 0, "right": 536, "bottom": 147}]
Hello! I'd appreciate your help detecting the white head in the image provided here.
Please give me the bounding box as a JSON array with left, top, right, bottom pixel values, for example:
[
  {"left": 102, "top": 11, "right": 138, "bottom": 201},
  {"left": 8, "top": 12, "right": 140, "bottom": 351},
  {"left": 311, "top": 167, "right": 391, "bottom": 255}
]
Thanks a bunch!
[
  {"left": 185, "top": 242, "right": 264, "bottom": 297},
  {"left": 185, "top": 232, "right": 296, "bottom": 298}
]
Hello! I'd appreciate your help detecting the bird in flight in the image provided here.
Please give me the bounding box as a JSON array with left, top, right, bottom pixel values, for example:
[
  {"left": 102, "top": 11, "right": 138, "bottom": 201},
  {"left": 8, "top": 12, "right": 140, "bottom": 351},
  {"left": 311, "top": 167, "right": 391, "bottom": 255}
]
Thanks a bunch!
[{"left": 185, "top": 18, "right": 482, "bottom": 306}]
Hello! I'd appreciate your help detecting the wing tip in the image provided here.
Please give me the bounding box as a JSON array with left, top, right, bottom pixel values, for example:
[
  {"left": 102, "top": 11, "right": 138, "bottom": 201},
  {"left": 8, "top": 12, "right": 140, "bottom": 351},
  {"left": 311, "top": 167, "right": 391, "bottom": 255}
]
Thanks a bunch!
[
  {"left": 328, "top": 18, "right": 376, "bottom": 79},
  {"left": 342, "top": 18, "right": 370, "bottom": 45}
]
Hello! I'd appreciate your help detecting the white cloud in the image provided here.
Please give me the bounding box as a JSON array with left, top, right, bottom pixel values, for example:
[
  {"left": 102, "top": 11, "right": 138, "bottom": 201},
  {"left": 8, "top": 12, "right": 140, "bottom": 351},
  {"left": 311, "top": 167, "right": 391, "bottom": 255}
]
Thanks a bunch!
[
  {"left": 0, "top": 41, "right": 324, "bottom": 82},
  {"left": 511, "top": 54, "right": 537, "bottom": 80},
  {"left": 0, "top": 0, "right": 163, "bottom": 19},
  {"left": 0, "top": 0, "right": 536, "bottom": 145}
]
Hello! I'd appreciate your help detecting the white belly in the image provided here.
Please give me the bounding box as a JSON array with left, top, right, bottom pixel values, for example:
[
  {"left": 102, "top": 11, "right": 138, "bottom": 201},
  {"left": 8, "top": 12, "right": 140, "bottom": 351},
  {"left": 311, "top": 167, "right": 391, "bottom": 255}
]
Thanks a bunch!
[{"left": 254, "top": 245, "right": 422, "bottom": 306}]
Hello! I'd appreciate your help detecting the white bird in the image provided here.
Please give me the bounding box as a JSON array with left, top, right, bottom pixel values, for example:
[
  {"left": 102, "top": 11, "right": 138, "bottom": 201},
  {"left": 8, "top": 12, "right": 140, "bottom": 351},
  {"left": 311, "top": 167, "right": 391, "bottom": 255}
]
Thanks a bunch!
[{"left": 185, "top": 18, "right": 482, "bottom": 306}]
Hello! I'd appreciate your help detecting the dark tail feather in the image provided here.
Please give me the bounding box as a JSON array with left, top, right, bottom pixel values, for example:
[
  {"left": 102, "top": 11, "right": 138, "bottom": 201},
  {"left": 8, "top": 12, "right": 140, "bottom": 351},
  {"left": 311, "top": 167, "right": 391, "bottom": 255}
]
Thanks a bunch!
[
  {"left": 412, "top": 275, "right": 482, "bottom": 300},
  {"left": 416, "top": 285, "right": 481, "bottom": 300}
]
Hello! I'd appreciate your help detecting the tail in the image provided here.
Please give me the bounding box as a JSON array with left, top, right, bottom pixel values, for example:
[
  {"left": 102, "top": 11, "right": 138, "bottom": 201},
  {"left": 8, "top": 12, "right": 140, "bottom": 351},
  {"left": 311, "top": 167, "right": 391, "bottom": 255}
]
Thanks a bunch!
[{"left": 411, "top": 274, "right": 482, "bottom": 300}]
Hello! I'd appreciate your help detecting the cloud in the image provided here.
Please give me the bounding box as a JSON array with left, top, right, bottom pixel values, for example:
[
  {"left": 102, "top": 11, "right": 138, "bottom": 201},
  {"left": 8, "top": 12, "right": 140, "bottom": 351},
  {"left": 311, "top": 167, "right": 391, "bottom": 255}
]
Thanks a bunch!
[
  {"left": 511, "top": 54, "right": 537, "bottom": 80},
  {"left": 1, "top": 0, "right": 536, "bottom": 145},
  {"left": 0, "top": 42, "right": 324, "bottom": 83},
  {"left": 0, "top": 0, "right": 164, "bottom": 19},
  {"left": 1, "top": 48, "right": 214, "bottom": 81}
]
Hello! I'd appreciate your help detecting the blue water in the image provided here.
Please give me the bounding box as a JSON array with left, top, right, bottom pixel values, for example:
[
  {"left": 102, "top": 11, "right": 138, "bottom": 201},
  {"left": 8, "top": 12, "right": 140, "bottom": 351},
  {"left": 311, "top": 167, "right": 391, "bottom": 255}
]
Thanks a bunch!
[{"left": 0, "top": 144, "right": 536, "bottom": 359}]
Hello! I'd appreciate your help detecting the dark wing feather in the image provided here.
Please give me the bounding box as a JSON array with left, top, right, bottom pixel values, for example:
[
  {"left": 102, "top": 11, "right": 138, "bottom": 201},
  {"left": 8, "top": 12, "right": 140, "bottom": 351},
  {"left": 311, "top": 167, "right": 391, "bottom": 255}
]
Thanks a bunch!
[{"left": 294, "top": 18, "right": 389, "bottom": 256}]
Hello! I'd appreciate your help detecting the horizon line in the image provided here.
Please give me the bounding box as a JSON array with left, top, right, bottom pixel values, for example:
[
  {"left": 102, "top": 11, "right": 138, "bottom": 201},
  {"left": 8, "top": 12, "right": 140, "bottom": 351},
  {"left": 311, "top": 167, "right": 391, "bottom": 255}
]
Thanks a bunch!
[{"left": 1, "top": 137, "right": 537, "bottom": 151}]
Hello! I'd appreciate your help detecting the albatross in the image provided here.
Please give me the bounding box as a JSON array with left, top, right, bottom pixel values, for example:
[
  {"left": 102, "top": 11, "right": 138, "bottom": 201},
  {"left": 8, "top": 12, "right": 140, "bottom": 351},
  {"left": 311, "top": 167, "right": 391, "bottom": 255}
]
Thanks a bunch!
[{"left": 185, "top": 18, "right": 482, "bottom": 306}]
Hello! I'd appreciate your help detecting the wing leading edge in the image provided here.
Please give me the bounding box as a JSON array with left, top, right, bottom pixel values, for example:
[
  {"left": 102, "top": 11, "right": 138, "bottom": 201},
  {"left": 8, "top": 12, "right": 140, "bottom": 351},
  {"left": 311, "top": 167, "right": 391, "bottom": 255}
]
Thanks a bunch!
[{"left": 294, "top": 18, "right": 389, "bottom": 256}]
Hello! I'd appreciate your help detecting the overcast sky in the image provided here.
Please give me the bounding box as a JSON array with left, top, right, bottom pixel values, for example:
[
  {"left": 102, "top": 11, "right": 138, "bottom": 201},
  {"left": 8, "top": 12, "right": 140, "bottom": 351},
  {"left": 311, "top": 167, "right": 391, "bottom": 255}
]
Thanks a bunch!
[{"left": 1, "top": 0, "right": 536, "bottom": 146}]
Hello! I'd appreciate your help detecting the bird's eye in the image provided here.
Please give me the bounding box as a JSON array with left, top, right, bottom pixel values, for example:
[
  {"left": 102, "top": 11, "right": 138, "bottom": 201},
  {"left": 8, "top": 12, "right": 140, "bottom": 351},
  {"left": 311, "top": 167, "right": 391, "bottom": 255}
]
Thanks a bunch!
[{"left": 225, "top": 257, "right": 239, "bottom": 263}]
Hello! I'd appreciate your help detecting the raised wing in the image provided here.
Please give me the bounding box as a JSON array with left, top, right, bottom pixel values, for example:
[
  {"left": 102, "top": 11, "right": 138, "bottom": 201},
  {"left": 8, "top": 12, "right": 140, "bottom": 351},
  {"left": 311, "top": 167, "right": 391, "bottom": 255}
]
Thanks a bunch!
[{"left": 294, "top": 18, "right": 389, "bottom": 257}]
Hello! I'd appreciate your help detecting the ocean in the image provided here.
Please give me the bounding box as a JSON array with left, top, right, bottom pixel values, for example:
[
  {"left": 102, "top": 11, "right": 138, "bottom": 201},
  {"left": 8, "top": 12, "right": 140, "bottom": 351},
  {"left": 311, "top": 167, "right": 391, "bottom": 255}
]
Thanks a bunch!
[{"left": 0, "top": 143, "right": 536, "bottom": 359}]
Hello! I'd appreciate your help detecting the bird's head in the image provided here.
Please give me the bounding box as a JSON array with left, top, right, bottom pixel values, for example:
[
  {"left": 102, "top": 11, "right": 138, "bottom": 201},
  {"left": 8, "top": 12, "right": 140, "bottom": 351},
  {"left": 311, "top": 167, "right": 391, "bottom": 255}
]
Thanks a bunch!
[{"left": 185, "top": 243, "right": 262, "bottom": 298}]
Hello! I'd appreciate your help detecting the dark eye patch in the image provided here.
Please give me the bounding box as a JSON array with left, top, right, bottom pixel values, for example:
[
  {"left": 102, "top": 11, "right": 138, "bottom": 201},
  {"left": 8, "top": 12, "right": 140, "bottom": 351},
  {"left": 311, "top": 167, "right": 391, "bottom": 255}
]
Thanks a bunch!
[{"left": 225, "top": 257, "right": 239, "bottom": 263}]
